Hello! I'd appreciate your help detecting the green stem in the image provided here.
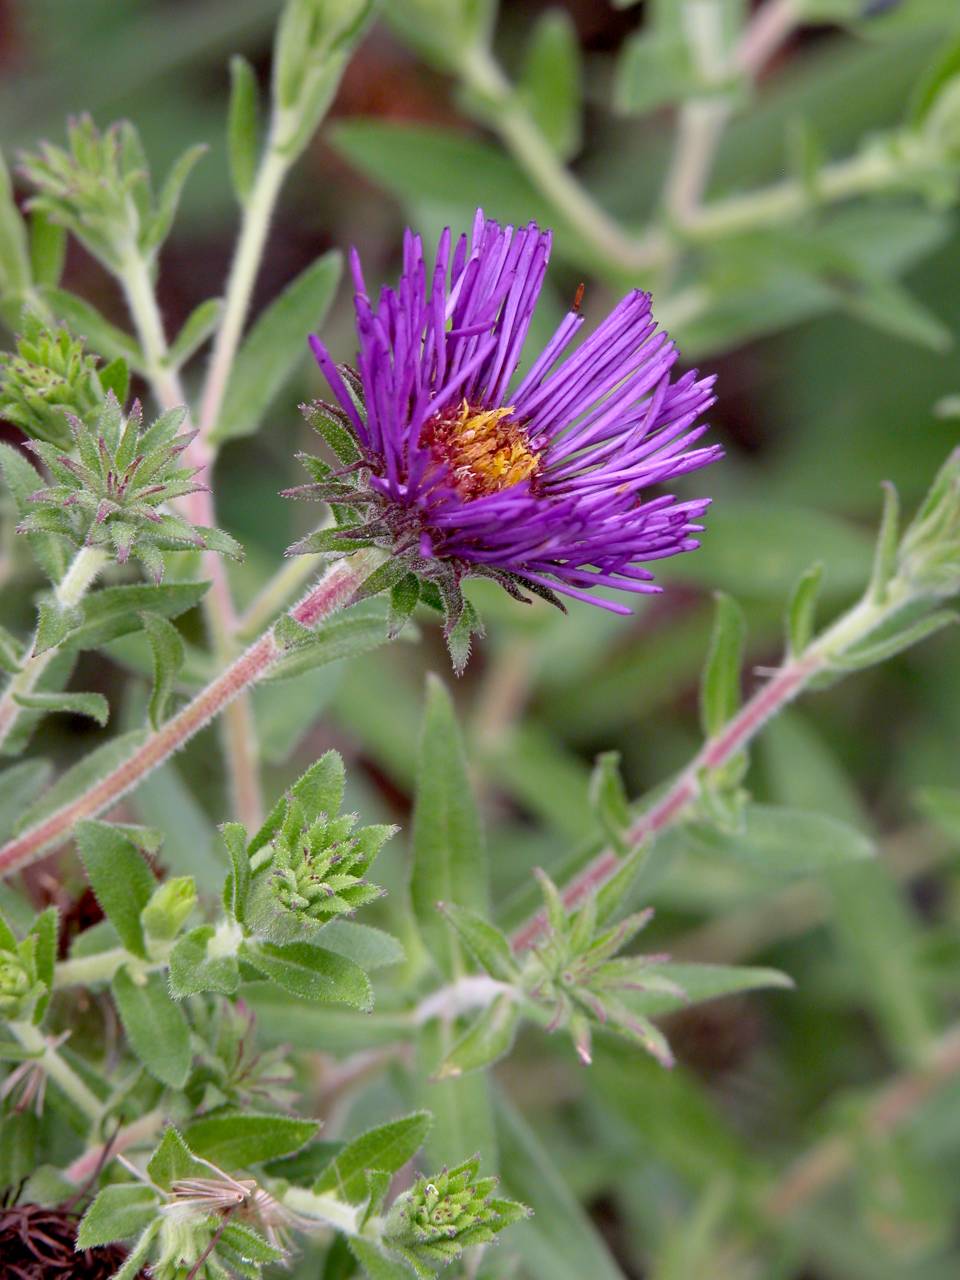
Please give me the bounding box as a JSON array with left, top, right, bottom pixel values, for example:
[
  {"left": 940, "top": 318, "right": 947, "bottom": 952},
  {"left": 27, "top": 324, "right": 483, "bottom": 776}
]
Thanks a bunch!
[
  {"left": 8, "top": 1019, "right": 105, "bottom": 1123},
  {"left": 53, "top": 946, "right": 131, "bottom": 989},
  {"left": 280, "top": 1185, "right": 362, "bottom": 1235},
  {"left": 0, "top": 544, "right": 108, "bottom": 751},
  {"left": 197, "top": 145, "right": 289, "bottom": 441},
  {"left": 118, "top": 249, "right": 264, "bottom": 830}
]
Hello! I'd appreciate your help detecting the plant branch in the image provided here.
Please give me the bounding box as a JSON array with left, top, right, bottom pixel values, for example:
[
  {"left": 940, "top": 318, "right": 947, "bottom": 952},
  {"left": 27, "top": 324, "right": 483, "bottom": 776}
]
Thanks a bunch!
[
  {"left": 64, "top": 1108, "right": 166, "bottom": 1185},
  {"left": 8, "top": 1019, "right": 105, "bottom": 1124},
  {"left": 0, "top": 550, "right": 379, "bottom": 878},
  {"left": 510, "top": 585, "right": 914, "bottom": 952},
  {"left": 197, "top": 146, "right": 289, "bottom": 441},
  {"left": 118, "top": 249, "right": 264, "bottom": 829},
  {"left": 0, "top": 544, "right": 108, "bottom": 752}
]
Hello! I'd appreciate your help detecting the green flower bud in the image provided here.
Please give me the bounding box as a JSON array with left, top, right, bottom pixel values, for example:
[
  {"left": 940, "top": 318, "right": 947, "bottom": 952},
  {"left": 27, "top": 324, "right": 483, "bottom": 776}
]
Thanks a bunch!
[
  {"left": 0, "top": 313, "right": 103, "bottom": 449},
  {"left": 141, "top": 877, "right": 197, "bottom": 945},
  {"left": 383, "top": 1156, "right": 530, "bottom": 1271},
  {"left": 0, "top": 933, "right": 45, "bottom": 1023},
  {"left": 272, "top": 0, "right": 374, "bottom": 157},
  {"left": 17, "top": 393, "right": 242, "bottom": 582}
]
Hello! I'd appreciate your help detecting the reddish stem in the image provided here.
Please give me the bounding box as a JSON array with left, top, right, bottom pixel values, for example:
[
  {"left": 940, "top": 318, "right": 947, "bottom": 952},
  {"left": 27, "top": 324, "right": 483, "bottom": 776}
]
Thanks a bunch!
[
  {"left": 0, "top": 558, "right": 367, "bottom": 879},
  {"left": 511, "top": 652, "right": 821, "bottom": 952}
]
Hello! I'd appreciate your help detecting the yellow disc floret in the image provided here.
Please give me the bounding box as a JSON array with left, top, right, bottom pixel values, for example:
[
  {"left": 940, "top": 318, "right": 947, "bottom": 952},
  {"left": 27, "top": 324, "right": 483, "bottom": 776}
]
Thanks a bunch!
[{"left": 422, "top": 400, "right": 540, "bottom": 500}]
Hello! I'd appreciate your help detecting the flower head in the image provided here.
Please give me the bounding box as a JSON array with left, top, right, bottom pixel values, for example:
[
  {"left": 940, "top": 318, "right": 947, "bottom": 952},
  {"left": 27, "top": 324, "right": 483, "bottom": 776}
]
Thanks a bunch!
[{"left": 296, "top": 211, "right": 720, "bottom": 653}]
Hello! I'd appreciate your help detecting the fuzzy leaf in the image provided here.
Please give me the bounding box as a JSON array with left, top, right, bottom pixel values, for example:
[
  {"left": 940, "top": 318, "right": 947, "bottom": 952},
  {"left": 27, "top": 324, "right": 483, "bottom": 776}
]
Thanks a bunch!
[
  {"left": 228, "top": 55, "right": 261, "bottom": 204},
  {"left": 28, "top": 211, "right": 66, "bottom": 288},
  {"left": 687, "top": 803, "right": 875, "bottom": 875},
  {"left": 317, "top": 920, "right": 405, "bottom": 971},
  {"left": 168, "top": 925, "right": 240, "bottom": 998},
  {"left": 66, "top": 582, "right": 208, "bottom": 651},
  {"left": 166, "top": 297, "right": 222, "bottom": 369},
  {"left": 519, "top": 10, "right": 582, "bottom": 160},
  {"left": 37, "top": 286, "right": 144, "bottom": 368},
  {"left": 14, "top": 689, "right": 109, "bottom": 726},
  {"left": 213, "top": 252, "right": 342, "bottom": 443},
  {"left": 16, "top": 729, "right": 148, "bottom": 833},
  {"left": 699, "top": 593, "right": 745, "bottom": 737},
  {"left": 77, "top": 1184, "right": 158, "bottom": 1248},
  {"left": 411, "top": 676, "right": 488, "bottom": 979},
  {"left": 28, "top": 905, "right": 58, "bottom": 1024},
  {"left": 76, "top": 820, "right": 157, "bottom": 958},
  {"left": 435, "top": 994, "right": 521, "bottom": 1078},
  {"left": 141, "top": 611, "right": 184, "bottom": 728},
  {"left": 314, "top": 1112, "right": 432, "bottom": 1203},
  {"left": 242, "top": 938, "right": 373, "bottom": 1010},
  {"left": 437, "top": 902, "right": 517, "bottom": 982},
  {"left": 350, "top": 1238, "right": 418, "bottom": 1280},
  {"left": 112, "top": 967, "right": 192, "bottom": 1088},
  {"left": 147, "top": 1126, "right": 210, "bottom": 1191},
  {"left": 185, "top": 1111, "right": 319, "bottom": 1168},
  {"left": 786, "top": 561, "right": 824, "bottom": 657}
]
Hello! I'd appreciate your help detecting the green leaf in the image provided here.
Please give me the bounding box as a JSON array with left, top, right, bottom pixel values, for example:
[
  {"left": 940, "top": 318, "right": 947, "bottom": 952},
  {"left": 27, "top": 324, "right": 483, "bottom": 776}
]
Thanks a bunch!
[
  {"left": 435, "top": 994, "right": 520, "bottom": 1078},
  {"left": 76, "top": 820, "right": 156, "bottom": 958},
  {"left": 221, "top": 821, "right": 251, "bottom": 923},
  {"left": 317, "top": 920, "right": 405, "bottom": 971},
  {"left": 411, "top": 676, "right": 488, "bottom": 979},
  {"left": 17, "top": 729, "right": 148, "bottom": 833},
  {"left": 0, "top": 147, "right": 30, "bottom": 295},
  {"left": 833, "top": 608, "right": 958, "bottom": 669},
  {"left": 99, "top": 357, "right": 129, "bottom": 405},
  {"left": 416, "top": 1019, "right": 497, "bottom": 1172},
  {"left": 13, "top": 689, "right": 109, "bottom": 726},
  {"left": 266, "top": 608, "right": 390, "bottom": 682},
  {"left": 220, "top": 1222, "right": 284, "bottom": 1265},
  {"left": 687, "top": 803, "right": 876, "bottom": 876},
  {"left": 165, "top": 297, "right": 222, "bottom": 370},
  {"left": 915, "top": 785, "right": 960, "bottom": 841},
  {"left": 141, "top": 612, "right": 184, "bottom": 728},
  {"left": 29, "top": 905, "right": 58, "bottom": 1024},
  {"left": 518, "top": 10, "right": 582, "bottom": 161},
  {"left": 388, "top": 573, "right": 420, "bottom": 638},
  {"left": 617, "top": 963, "right": 794, "bottom": 1019},
  {"left": 868, "top": 483, "right": 901, "bottom": 605},
  {"left": 168, "top": 925, "right": 240, "bottom": 998},
  {"left": 61, "top": 581, "right": 208, "bottom": 652},
  {"left": 588, "top": 751, "right": 631, "bottom": 852},
  {"left": 37, "top": 286, "right": 144, "bottom": 369},
  {"left": 112, "top": 968, "right": 192, "bottom": 1088},
  {"left": 436, "top": 902, "right": 517, "bottom": 982},
  {"left": 786, "top": 561, "right": 824, "bottom": 657},
  {"left": 0, "top": 1112, "right": 37, "bottom": 1192},
  {"left": 142, "top": 143, "right": 207, "bottom": 256},
  {"left": 314, "top": 1112, "right": 432, "bottom": 1203},
  {"left": 242, "top": 939, "right": 373, "bottom": 1010},
  {"left": 147, "top": 1125, "right": 210, "bottom": 1191},
  {"left": 28, "top": 211, "right": 66, "bottom": 288},
  {"left": 614, "top": 29, "right": 696, "bottom": 114},
  {"left": 77, "top": 1184, "right": 158, "bottom": 1248},
  {"left": 185, "top": 1111, "right": 318, "bottom": 1168},
  {"left": 212, "top": 252, "right": 342, "bottom": 443},
  {"left": 228, "top": 54, "right": 261, "bottom": 204},
  {"left": 248, "top": 750, "right": 345, "bottom": 858},
  {"left": 699, "top": 593, "right": 746, "bottom": 737},
  {"left": 0, "top": 624, "right": 24, "bottom": 674}
]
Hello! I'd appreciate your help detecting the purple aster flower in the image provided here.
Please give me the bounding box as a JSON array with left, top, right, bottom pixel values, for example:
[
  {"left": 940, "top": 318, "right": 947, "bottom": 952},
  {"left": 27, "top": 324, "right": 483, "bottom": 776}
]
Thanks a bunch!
[{"left": 292, "top": 210, "right": 720, "bottom": 651}]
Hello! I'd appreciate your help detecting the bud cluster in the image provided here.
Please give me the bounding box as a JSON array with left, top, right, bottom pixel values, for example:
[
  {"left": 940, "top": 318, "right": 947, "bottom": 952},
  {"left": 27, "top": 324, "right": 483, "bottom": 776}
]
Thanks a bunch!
[
  {"left": 19, "top": 393, "right": 241, "bottom": 581},
  {"left": 19, "top": 115, "right": 204, "bottom": 273},
  {"left": 0, "top": 919, "right": 46, "bottom": 1024},
  {"left": 383, "top": 1156, "right": 530, "bottom": 1274},
  {"left": 0, "top": 314, "right": 105, "bottom": 449},
  {"left": 524, "top": 870, "right": 682, "bottom": 1069}
]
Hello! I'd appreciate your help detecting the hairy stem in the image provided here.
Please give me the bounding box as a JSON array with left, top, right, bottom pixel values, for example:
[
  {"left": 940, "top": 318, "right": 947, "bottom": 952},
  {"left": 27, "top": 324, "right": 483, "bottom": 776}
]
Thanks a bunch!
[
  {"left": 0, "top": 544, "right": 108, "bottom": 751},
  {"left": 53, "top": 945, "right": 133, "bottom": 989},
  {"left": 64, "top": 1108, "right": 166, "bottom": 1185},
  {"left": 0, "top": 552, "right": 377, "bottom": 878},
  {"left": 280, "top": 1185, "right": 362, "bottom": 1235},
  {"left": 197, "top": 146, "right": 289, "bottom": 440},
  {"left": 118, "top": 250, "right": 264, "bottom": 829},
  {"left": 511, "top": 584, "right": 912, "bottom": 951},
  {"left": 8, "top": 1019, "right": 105, "bottom": 1124}
]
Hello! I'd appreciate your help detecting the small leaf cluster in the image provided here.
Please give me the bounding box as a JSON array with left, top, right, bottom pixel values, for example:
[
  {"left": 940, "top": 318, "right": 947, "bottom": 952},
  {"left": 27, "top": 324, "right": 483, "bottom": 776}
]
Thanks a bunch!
[
  {"left": 382, "top": 1156, "right": 531, "bottom": 1276},
  {"left": 228, "top": 749, "right": 395, "bottom": 947},
  {"left": 19, "top": 114, "right": 205, "bottom": 274},
  {"left": 0, "top": 311, "right": 120, "bottom": 449},
  {"left": 19, "top": 393, "right": 242, "bottom": 580}
]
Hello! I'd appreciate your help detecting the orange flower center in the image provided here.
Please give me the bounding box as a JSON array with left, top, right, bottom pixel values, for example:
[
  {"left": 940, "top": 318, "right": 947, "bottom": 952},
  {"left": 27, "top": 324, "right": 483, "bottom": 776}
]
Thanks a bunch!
[{"left": 421, "top": 400, "right": 540, "bottom": 500}]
